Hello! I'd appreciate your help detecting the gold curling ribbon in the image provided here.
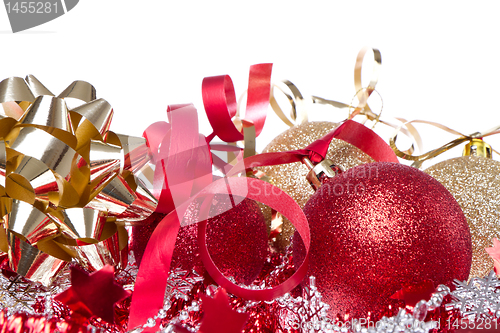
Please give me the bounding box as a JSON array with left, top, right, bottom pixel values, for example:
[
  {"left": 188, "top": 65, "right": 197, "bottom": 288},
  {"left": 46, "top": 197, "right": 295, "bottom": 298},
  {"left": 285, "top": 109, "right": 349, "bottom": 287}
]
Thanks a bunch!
[
  {"left": 269, "top": 80, "right": 308, "bottom": 127},
  {"left": 351, "top": 47, "right": 382, "bottom": 120},
  {"left": 309, "top": 47, "right": 422, "bottom": 155},
  {"left": 390, "top": 120, "right": 500, "bottom": 168},
  {"left": 0, "top": 75, "right": 157, "bottom": 286},
  {"left": 309, "top": 47, "right": 382, "bottom": 123},
  {"left": 269, "top": 48, "right": 384, "bottom": 127}
]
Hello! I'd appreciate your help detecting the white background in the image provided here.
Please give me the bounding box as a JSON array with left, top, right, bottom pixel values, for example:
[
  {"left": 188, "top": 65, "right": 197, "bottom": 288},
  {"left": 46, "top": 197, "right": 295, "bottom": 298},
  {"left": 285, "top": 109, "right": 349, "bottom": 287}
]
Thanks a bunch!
[{"left": 1, "top": 1, "right": 500, "bottom": 168}]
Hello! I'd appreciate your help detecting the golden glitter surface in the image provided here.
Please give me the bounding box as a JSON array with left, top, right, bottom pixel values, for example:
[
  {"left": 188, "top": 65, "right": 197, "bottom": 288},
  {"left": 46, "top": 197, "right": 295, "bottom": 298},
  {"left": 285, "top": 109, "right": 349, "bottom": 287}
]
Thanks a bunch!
[
  {"left": 259, "top": 121, "right": 374, "bottom": 249},
  {"left": 425, "top": 156, "right": 500, "bottom": 279}
]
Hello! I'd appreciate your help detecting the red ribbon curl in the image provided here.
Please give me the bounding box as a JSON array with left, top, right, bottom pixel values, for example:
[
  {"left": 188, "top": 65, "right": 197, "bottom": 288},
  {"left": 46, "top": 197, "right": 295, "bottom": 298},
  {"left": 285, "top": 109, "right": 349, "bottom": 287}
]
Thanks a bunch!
[
  {"left": 129, "top": 68, "right": 398, "bottom": 331},
  {"left": 128, "top": 103, "right": 310, "bottom": 332},
  {"left": 203, "top": 64, "right": 273, "bottom": 142}
]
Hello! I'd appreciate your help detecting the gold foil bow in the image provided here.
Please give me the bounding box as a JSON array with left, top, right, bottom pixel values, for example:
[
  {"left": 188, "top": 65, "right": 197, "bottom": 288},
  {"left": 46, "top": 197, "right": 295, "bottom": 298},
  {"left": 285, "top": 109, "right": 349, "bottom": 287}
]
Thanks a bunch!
[{"left": 0, "top": 75, "right": 157, "bottom": 286}]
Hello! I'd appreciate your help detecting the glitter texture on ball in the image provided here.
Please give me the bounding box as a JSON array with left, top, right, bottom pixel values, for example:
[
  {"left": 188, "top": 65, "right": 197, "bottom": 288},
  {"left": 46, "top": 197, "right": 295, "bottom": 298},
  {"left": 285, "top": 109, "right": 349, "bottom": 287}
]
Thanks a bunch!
[
  {"left": 425, "top": 155, "right": 500, "bottom": 278},
  {"left": 293, "top": 162, "right": 472, "bottom": 321},
  {"left": 172, "top": 194, "right": 269, "bottom": 285}
]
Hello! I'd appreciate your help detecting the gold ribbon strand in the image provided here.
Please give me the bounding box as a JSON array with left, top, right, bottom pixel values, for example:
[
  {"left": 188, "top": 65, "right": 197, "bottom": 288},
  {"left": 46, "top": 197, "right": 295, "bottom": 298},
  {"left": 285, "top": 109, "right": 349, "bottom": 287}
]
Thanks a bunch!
[
  {"left": 310, "top": 47, "right": 422, "bottom": 156},
  {"left": 390, "top": 120, "right": 500, "bottom": 168}
]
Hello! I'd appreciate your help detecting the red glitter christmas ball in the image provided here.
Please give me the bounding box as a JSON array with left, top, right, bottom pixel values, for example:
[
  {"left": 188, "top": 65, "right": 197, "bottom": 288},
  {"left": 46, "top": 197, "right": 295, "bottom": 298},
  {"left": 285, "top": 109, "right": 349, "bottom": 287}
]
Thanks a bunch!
[
  {"left": 132, "top": 195, "right": 269, "bottom": 286},
  {"left": 131, "top": 212, "right": 165, "bottom": 266},
  {"left": 293, "top": 162, "right": 472, "bottom": 321},
  {"left": 172, "top": 194, "right": 269, "bottom": 285}
]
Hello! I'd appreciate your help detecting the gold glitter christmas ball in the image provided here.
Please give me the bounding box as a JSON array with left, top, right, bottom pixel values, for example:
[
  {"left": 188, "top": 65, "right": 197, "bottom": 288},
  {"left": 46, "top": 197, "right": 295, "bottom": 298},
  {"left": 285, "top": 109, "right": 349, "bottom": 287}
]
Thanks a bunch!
[
  {"left": 425, "top": 156, "right": 500, "bottom": 278},
  {"left": 259, "top": 121, "right": 374, "bottom": 249}
]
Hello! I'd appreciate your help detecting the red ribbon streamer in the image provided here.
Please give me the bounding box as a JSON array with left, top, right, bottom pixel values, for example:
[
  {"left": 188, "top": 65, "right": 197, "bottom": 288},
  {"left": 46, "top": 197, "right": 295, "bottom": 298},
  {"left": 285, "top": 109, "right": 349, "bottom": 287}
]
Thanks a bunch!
[
  {"left": 202, "top": 63, "right": 273, "bottom": 142},
  {"left": 197, "top": 177, "right": 310, "bottom": 301},
  {"left": 129, "top": 92, "right": 398, "bottom": 331},
  {"left": 129, "top": 104, "right": 212, "bottom": 331},
  {"left": 226, "top": 120, "right": 399, "bottom": 177},
  {"left": 307, "top": 120, "right": 399, "bottom": 163},
  {"left": 128, "top": 103, "right": 310, "bottom": 332}
]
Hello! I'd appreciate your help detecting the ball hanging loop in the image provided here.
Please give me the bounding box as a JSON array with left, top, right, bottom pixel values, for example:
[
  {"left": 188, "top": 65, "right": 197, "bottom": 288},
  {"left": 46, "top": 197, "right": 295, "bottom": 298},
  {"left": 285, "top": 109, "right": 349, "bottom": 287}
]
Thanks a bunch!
[
  {"left": 302, "top": 156, "right": 343, "bottom": 191},
  {"left": 463, "top": 138, "right": 492, "bottom": 158}
]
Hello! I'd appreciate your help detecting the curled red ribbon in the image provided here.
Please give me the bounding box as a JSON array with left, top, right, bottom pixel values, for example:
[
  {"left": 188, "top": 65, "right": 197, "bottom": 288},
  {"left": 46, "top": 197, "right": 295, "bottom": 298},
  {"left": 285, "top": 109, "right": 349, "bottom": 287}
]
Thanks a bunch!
[
  {"left": 307, "top": 120, "right": 399, "bottom": 163},
  {"left": 203, "top": 64, "right": 272, "bottom": 142},
  {"left": 129, "top": 74, "right": 398, "bottom": 331},
  {"left": 128, "top": 103, "right": 310, "bottom": 332},
  {"left": 129, "top": 104, "right": 212, "bottom": 331},
  {"left": 197, "top": 177, "right": 310, "bottom": 301},
  {"left": 228, "top": 120, "right": 399, "bottom": 175},
  {"left": 128, "top": 117, "right": 398, "bottom": 331}
]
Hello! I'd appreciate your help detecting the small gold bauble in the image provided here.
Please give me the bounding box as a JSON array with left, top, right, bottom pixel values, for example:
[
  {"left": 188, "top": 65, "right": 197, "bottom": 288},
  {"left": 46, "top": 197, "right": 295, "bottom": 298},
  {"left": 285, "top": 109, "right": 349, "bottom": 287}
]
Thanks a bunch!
[
  {"left": 425, "top": 156, "right": 500, "bottom": 278},
  {"left": 259, "top": 121, "right": 374, "bottom": 249}
]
